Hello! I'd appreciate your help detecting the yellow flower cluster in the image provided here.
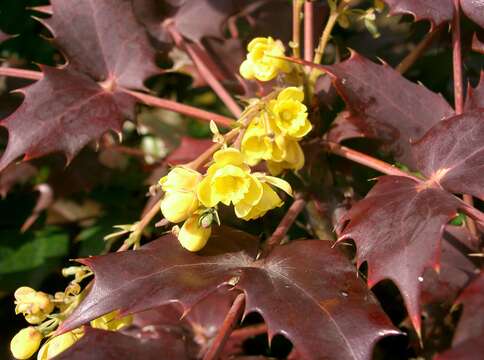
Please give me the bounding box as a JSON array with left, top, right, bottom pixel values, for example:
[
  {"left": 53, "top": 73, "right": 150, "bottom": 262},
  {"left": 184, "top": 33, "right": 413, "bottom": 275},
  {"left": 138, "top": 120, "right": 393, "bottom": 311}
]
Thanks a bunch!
[
  {"left": 159, "top": 148, "right": 292, "bottom": 252},
  {"left": 241, "top": 87, "right": 311, "bottom": 175},
  {"left": 240, "top": 37, "right": 292, "bottom": 81},
  {"left": 14, "top": 287, "right": 54, "bottom": 325}
]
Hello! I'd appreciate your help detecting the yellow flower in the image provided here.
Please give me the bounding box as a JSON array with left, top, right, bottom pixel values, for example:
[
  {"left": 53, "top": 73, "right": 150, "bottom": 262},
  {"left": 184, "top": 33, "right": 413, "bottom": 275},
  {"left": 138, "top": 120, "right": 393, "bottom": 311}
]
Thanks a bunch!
[
  {"left": 14, "top": 287, "right": 54, "bottom": 325},
  {"left": 267, "top": 137, "right": 305, "bottom": 175},
  {"left": 197, "top": 148, "right": 265, "bottom": 218},
  {"left": 240, "top": 183, "right": 283, "bottom": 220},
  {"left": 240, "top": 37, "right": 292, "bottom": 81},
  {"left": 268, "top": 87, "right": 311, "bottom": 139},
  {"left": 241, "top": 117, "right": 275, "bottom": 166},
  {"left": 159, "top": 167, "right": 201, "bottom": 223},
  {"left": 177, "top": 214, "right": 212, "bottom": 252},
  {"left": 10, "top": 327, "right": 42, "bottom": 360},
  {"left": 37, "top": 329, "right": 84, "bottom": 360},
  {"left": 90, "top": 310, "right": 132, "bottom": 331}
]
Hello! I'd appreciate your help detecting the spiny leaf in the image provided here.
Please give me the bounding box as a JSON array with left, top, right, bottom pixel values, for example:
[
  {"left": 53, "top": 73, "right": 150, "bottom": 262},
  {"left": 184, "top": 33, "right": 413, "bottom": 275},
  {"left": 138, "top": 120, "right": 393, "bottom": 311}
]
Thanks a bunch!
[
  {"left": 413, "top": 111, "right": 484, "bottom": 201},
  {"left": 59, "top": 227, "right": 398, "bottom": 359},
  {"left": 0, "top": 0, "right": 159, "bottom": 171},
  {"left": 461, "top": 0, "right": 484, "bottom": 29},
  {"left": 339, "top": 176, "right": 461, "bottom": 333},
  {"left": 322, "top": 53, "right": 454, "bottom": 167},
  {"left": 0, "top": 163, "right": 37, "bottom": 198},
  {"left": 382, "top": 0, "right": 453, "bottom": 27}
]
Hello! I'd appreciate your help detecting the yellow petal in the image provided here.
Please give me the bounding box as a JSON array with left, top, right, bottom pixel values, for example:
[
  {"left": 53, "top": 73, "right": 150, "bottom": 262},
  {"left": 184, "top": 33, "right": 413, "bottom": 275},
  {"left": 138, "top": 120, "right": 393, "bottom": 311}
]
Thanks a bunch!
[
  {"left": 239, "top": 59, "right": 254, "bottom": 80},
  {"left": 11, "top": 327, "right": 42, "bottom": 360},
  {"left": 260, "top": 175, "right": 293, "bottom": 197},
  {"left": 241, "top": 183, "right": 283, "bottom": 221},
  {"left": 197, "top": 175, "right": 217, "bottom": 208},
  {"left": 213, "top": 148, "right": 245, "bottom": 167},
  {"left": 160, "top": 167, "right": 201, "bottom": 192},
  {"left": 161, "top": 191, "right": 199, "bottom": 223},
  {"left": 178, "top": 216, "right": 211, "bottom": 252},
  {"left": 278, "top": 87, "right": 304, "bottom": 102}
]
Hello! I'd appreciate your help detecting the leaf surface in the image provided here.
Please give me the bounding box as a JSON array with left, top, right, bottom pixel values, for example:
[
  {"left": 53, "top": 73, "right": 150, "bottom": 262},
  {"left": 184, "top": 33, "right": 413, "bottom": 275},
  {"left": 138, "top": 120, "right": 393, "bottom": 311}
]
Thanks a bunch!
[
  {"left": 461, "top": 0, "right": 484, "bottom": 28},
  {"left": 413, "top": 111, "right": 484, "bottom": 201},
  {"left": 322, "top": 53, "right": 454, "bottom": 166},
  {"left": 383, "top": 0, "right": 453, "bottom": 26},
  {"left": 339, "top": 176, "right": 461, "bottom": 332},
  {"left": 60, "top": 227, "right": 398, "bottom": 359},
  {"left": 465, "top": 72, "right": 484, "bottom": 110}
]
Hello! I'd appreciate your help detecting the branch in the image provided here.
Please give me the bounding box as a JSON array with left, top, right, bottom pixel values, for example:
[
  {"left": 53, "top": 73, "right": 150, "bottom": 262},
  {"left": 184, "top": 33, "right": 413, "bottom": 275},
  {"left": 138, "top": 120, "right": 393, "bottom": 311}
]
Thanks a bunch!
[
  {"left": 292, "top": 0, "right": 304, "bottom": 58},
  {"left": 0, "top": 66, "right": 236, "bottom": 128},
  {"left": 203, "top": 293, "right": 245, "bottom": 360},
  {"left": 396, "top": 25, "right": 444, "bottom": 74},
  {"left": 262, "top": 193, "right": 307, "bottom": 256},
  {"left": 166, "top": 24, "right": 242, "bottom": 118},
  {"left": 324, "top": 141, "right": 418, "bottom": 179},
  {"left": 304, "top": 1, "right": 315, "bottom": 63}
]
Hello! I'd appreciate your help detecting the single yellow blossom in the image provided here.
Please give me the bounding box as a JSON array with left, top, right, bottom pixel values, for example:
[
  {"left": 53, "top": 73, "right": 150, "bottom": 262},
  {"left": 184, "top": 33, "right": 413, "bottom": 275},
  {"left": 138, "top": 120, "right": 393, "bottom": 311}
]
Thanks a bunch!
[
  {"left": 267, "top": 137, "right": 305, "bottom": 175},
  {"left": 37, "top": 329, "right": 84, "bottom": 360},
  {"left": 240, "top": 183, "right": 283, "bottom": 220},
  {"left": 240, "top": 37, "right": 292, "bottom": 81},
  {"left": 159, "top": 167, "right": 202, "bottom": 223},
  {"left": 10, "top": 327, "right": 42, "bottom": 360},
  {"left": 268, "top": 87, "right": 311, "bottom": 139},
  {"left": 14, "top": 287, "right": 54, "bottom": 325},
  {"left": 90, "top": 310, "right": 132, "bottom": 331},
  {"left": 178, "top": 214, "right": 212, "bottom": 252}
]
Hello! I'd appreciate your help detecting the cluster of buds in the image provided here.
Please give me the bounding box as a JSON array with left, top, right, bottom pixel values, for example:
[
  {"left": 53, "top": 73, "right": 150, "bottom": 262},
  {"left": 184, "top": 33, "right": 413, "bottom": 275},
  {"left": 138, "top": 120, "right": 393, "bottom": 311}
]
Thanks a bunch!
[{"left": 15, "top": 287, "right": 54, "bottom": 325}]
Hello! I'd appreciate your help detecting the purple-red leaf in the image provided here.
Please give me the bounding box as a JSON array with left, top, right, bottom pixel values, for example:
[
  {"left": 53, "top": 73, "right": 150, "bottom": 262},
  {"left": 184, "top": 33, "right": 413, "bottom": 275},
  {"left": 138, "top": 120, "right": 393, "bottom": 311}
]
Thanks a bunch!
[
  {"left": 339, "top": 176, "right": 461, "bottom": 333},
  {"left": 45, "top": 0, "right": 158, "bottom": 89},
  {"left": 461, "top": 0, "right": 484, "bottom": 28},
  {"left": 60, "top": 227, "right": 398, "bottom": 359},
  {"left": 465, "top": 72, "right": 484, "bottom": 110},
  {"left": 322, "top": 53, "right": 454, "bottom": 166},
  {"left": 413, "top": 111, "right": 484, "bottom": 201},
  {"left": 383, "top": 0, "right": 454, "bottom": 26},
  {"left": 165, "top": 137, "right": 213, "bottom": 165},
  {"left": 0, "top": 67, "right": 133, "bottom": 170},
  {"left": 53, "top": 326, "right": 189, "bottom": 360},
  {"left": 0, "top": 162, "right": 37, "bottom": 197}
]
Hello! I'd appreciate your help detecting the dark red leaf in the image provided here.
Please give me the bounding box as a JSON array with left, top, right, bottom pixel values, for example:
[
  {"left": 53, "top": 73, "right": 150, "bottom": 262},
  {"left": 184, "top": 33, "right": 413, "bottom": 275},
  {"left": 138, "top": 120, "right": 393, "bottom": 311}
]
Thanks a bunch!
[
  {"left": 322, "top": 53, "right": 454, "bottom": 166},
  {"left": 0, "top": 162, "right": 37, "bottom": 197},
  {"left": 45, "top": 0, "right": 158, "bottom": 89},
  {"left": 383, "top": 0, "right": 453, "bottom": 26},
  {"left": 165, "top": 137, "right": 214, "bottom": 165},
  {"left": 339, "top": 176, "right": 461, "bottom": 333},
  {"left": 60, "top": 227, "right": 398, "bottom": 359},
  {"left": 472, "top": 32, "right": 484, "bottom": 54},
  {"left": 461, "top": 0, "right": 484, "bottom": 28},
  {"left": 326, "top": 111, "right": 369, "bottom": 143},
  {"left": 465, "top": 72, "right": 484, "bottom": 110},
  {"left": 435, "top": 337, "right": 484, "bottom": 360},
  {"left": 53, "top": 326, "right": 189, "bottom": 360},
  {"left": 413, "top": 111, "right": 484, "bottom": 201},
  {"left": 0, "top": 66, "right": 134, "bottom": 170}
]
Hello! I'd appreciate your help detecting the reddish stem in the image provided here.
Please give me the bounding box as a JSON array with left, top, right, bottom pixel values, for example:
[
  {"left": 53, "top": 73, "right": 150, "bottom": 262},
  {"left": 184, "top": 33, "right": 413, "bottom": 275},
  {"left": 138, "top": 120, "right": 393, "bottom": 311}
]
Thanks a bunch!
[
  {"left": 324, "top": 141, "right": 418, "bottom": 180},
  {"left": 203, "top": 293, "right": 246, "bottom": 360},
  {"left": 304, "top": 1, "right": 314, "bottom": 63},
  {"left": 0, "top": 66, "right": 235, "bottom": 128},
  {"left": 396, "top": 25, "right": 444, "bottom": 74},
  {"left": 229, "top": 323, "right": 267, "bottom": 340},
  {"left": 262, "top": 193, "right": 306, "bottom": 256},
  {"left": 166, "top": 24, "right": 242, "bottom": 117}
]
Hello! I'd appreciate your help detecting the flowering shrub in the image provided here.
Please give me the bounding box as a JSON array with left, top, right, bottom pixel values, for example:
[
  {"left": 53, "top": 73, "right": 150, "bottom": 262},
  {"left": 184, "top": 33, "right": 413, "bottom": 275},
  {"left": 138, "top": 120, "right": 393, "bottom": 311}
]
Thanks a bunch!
[{"left": 0, "top": 0, "right": 483, "bottom": 359}]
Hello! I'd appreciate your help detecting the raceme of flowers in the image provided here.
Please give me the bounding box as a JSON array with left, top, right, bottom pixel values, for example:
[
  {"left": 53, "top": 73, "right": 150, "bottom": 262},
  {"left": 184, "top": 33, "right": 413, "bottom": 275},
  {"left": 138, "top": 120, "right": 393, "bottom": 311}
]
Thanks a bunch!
[{"left": 10, "top": 286, "right": 132, "bottom": 360}]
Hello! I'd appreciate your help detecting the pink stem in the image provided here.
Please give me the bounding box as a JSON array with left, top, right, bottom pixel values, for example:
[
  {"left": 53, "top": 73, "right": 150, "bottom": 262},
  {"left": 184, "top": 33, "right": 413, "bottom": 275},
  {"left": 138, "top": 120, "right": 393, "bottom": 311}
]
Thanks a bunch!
[
  {"left": 203, "top": 293, "right": 245, "bottom": 360},
  {"left": 304, "top": 1, "right": 314, "bottom": 62},
  {"left": 167, "top": 25, "right": 242, "bottom": 117},
  {"left": 0, "top": 67, "right": 42, "bottom": 80}
]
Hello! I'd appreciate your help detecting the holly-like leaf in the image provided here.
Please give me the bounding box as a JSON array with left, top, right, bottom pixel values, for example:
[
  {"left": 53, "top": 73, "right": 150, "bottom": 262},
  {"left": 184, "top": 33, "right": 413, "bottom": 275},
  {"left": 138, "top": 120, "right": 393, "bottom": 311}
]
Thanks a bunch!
[
  {"left": 0, "top": 0, "right": 159, "bottom": 171},
  {"left": 339, "top": 176, "right": 462, "bottom": 333},
  {"left": 322, "top": 53, "right": 454, "bottom": 166},
  {"left": 465, "top": 72, "right": 484, "bottom": 110},
  {"left": 461, "top": 0, "right": 484, "bottom": 29},
  {"left": 0, "top": 162, "right": 37, "bottom": 197},
  {"left": 326, "top": 111, "right": 368, "bottom": 143},
  {"left": 59, "top": 227, "right": 398, "bottom": 359},
  {"left": 413, "top": 111, "right": 484, "bottom": 201},
  {"left": 54, "top": 326, "right": 189, "bottom": 360},
  {"left": 383, "top": 0, "right": 453, "bottom": 26}
]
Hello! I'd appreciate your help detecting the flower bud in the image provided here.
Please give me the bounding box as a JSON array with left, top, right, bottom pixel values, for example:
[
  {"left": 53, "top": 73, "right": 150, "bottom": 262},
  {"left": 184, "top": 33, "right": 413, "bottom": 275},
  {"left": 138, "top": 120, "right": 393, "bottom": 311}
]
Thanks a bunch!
[
  {"left": 178, "top": 215, "right": 212, "bottom": 252},
  {"left": 160, "top": 191, "right": 199, "bottom": 223},
  {"left": 10, "top": 327, "right": 42, "bottom": 360},
  {"left": 36, "top": 330, "right": 83, "bottom": 360},
  {"left": 14, "top": 287, "right": 54, "bottom": 324},
  {"left": 90, "top": 310, "right": 133, "bottom": 331},
  {"left": 159, "top": 167, "right": 202, "bottom": 193}
]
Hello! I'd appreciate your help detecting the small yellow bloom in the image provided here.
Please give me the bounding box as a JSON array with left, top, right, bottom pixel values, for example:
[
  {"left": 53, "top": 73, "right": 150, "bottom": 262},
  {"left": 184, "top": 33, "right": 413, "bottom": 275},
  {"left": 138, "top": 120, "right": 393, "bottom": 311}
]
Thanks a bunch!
[
  {"left": 269, "top": 87, "right": 311, "bottom": 139},
  {"left": 10, "top": 327, "right": 42, "bottom": 360},
  {"left": 241, "top": 118, "right": 274, "bottom": 166},
  {"left": 159, "top": 167, "right": 202, "bottom": 223},
  {"left": 14, "top": 287, "right": 54, "bottom": 325},
  {"left": 267, "top": 137, "right": 305, "bottom": 175},
  {"left": 37, "top": 329, "right": 83, "bottom": 360},
  {"left": 178, "top": 214, "right": 212, "bottom": 252},
  {"left": 240, "top": 183, "right": 284, "bottom": 220},
  {"left": 240, "top": 37, "right": 292, "bottom": 81},
  {"left": 90, "top": 310, "right": 132, "bottom": 331},
  {"left": 197, "top": 148, "right": 263, "bottom": 218}
]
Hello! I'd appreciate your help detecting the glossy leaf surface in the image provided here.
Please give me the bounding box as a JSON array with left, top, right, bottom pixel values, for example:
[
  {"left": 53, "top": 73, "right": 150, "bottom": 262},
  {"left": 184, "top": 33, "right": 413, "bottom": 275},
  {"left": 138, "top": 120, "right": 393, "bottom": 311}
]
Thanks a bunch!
[
  {"left": 383, "top": 0, "right": 453, "bottom": 26},
  {"left": 461, "top": 0, "right": 484, "bottom": 28}
]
